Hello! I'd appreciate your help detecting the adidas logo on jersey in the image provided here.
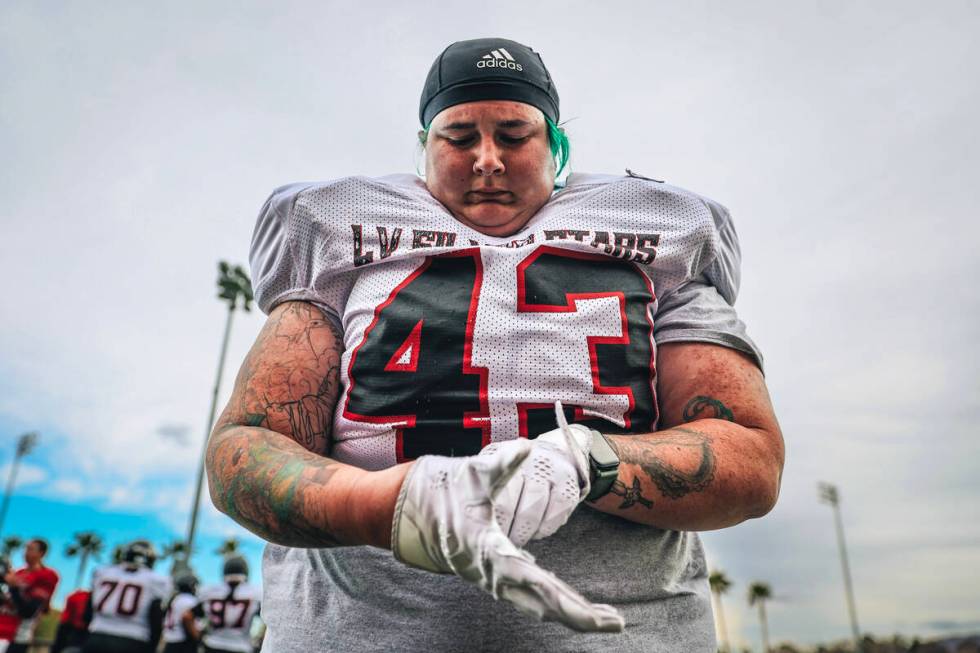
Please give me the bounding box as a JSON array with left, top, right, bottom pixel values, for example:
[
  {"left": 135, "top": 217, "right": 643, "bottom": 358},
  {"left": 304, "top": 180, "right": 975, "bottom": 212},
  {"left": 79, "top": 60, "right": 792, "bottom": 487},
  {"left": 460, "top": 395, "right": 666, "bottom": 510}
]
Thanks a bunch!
[{"left": 477, "top": 48, "right": 523, "bottom": 71}]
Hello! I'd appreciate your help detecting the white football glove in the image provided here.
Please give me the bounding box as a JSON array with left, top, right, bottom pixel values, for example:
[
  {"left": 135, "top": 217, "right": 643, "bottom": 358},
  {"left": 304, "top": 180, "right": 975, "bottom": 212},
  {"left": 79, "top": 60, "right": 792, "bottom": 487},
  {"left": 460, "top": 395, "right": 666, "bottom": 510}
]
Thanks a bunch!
[
  {"left": 484, "top": 402, "right": 594, "bottom": 547},
  {"left": 391, "top": 436, "right": 624, "bottom": 633}
]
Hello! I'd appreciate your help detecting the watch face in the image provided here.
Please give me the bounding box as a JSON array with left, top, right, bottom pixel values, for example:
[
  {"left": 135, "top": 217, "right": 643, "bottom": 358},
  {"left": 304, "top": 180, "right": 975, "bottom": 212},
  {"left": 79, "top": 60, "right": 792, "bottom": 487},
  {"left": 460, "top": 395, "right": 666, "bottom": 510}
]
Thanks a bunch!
[{"left": 589, "top": 432, "right": 620, "bottom": 468}]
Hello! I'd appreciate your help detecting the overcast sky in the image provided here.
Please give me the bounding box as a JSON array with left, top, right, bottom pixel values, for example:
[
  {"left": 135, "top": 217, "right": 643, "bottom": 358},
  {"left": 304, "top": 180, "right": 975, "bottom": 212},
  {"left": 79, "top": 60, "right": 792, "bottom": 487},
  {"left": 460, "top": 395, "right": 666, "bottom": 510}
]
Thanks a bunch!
[{"left": 1, "top": 0, "right": 978, "bottom": 648}]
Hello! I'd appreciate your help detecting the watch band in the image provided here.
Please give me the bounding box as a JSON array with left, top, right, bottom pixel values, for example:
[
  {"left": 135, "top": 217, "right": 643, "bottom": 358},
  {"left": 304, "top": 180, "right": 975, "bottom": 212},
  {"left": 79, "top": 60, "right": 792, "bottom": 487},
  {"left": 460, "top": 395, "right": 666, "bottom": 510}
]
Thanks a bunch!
[{"left": 586, "top": 430, "right": 620, "bottom": 502}]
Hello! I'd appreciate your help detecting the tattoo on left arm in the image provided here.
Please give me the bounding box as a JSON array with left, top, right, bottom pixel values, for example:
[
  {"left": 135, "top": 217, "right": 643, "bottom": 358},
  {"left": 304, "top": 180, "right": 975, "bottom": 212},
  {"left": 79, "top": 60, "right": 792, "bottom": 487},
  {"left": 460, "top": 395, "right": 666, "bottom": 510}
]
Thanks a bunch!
[
  {"left": 682, "top": 395, "right": 735, "bottom": 422},
  {"left": 609, "top": 427, "right": 716, "bottom": 500},
  {"left": 609, "top": 477, "right": 654, "bottom": 509}
]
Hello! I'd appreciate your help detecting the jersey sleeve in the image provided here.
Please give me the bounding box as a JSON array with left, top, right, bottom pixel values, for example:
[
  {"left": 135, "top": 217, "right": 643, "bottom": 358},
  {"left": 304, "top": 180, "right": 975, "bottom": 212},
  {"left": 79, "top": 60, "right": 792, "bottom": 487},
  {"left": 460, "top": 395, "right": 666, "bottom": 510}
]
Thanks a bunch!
[
  {"left": 249, "top": 182, "right": 340, "bottom": 324},
  {"left": 654, "top": 199, "right": 763, "bottom": 369}
]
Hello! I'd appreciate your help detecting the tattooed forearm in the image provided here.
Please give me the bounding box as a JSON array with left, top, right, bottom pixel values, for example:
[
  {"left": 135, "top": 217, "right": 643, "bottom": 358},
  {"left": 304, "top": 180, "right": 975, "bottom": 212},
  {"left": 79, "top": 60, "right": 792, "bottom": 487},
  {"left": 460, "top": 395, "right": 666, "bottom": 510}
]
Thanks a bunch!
[
  {"left": 207, "top": 424, "right": 344, "bottom": 547},
  {"left": 609, "top": 477, "right": 654, "bottom": 509},
  {"left": 682, "top": 395, "right": 735, "bottom": 422},
  {"left": 608, "top": 427, "right": 716, "bottom": 500},
  {"left": 207, "top": 301, "right": 349, "bottom": 546}
]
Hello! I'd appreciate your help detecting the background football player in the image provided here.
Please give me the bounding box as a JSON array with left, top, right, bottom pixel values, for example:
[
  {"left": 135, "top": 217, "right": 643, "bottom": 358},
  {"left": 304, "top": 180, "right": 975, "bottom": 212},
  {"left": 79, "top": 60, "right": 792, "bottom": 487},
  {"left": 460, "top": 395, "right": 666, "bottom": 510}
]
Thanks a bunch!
[
  {"left": 83, "top": 540, "right": 170, "bottom": 653},
  {"left": 161, "top": 572, "right": 200, "bottom": 653},
  {"left": 195, "top": 556, "right": 261, "bottom": 653}
]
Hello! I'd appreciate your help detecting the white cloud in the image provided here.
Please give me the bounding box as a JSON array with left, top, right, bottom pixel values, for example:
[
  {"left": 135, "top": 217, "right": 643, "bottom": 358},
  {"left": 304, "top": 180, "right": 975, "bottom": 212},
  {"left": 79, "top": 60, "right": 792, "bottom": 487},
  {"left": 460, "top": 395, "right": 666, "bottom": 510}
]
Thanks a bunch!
[
  {"left": 1, "top": 0, "right": 978, "bottom": 646},
  {"left": 47, "top": 478, "right": 86, "bottom": 500},
  {"left": 0, "top": 462, "right": 47, "bottom": 488}
]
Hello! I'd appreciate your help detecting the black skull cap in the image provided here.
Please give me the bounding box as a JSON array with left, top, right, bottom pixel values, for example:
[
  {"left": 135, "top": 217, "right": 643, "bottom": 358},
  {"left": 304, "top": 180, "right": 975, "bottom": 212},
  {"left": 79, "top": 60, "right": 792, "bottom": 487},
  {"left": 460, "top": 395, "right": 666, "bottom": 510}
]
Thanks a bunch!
[{"left": 419, "top": 38, "right": 559, "bottom": 127}]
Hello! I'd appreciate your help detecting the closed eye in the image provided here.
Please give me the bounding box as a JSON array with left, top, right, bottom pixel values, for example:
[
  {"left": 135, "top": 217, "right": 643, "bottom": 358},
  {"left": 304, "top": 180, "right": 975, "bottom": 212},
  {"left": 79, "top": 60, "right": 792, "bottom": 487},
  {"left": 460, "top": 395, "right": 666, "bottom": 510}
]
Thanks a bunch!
[{"left": 446, "top": 136, "right": 476, "bottom": 147}]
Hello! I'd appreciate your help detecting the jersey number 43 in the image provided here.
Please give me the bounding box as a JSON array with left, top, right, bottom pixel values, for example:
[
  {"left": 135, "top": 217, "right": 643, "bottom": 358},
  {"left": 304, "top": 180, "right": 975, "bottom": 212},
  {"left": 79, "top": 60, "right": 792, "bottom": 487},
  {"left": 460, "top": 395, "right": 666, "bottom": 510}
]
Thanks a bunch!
[{"left": 344, "top": 247, "right": 657, "bottom": 461}]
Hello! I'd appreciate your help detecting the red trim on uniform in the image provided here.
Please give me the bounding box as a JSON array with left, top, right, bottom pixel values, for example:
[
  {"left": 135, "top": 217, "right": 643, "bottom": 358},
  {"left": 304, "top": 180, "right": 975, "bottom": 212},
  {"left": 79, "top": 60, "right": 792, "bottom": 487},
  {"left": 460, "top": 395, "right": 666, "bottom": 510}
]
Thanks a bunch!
[
  {"left": 457, "top": 250, "right": 492, "bottom": 450},
  {"left": 516, "top": 402, "right": 551, "bottom": 439},
  {"left": 516, "top": 246, "right": 614, "bottom": 312},
  {"left": 516, "top": 402, "right": 589, "bottom": 438},
  {"left": 639, "top": 264, "right": 659, "bottom": 432},
  {"left": 383, "top": 319, "right": 423, "bottom": 372},
  {"left": 516, "top": 245, "right": 659, "bottom": 431},
  {"left": 342, "top": 259, "right": 430, "bottom": 429},
  {"left": 343, "top": 250, "right": 490, "bottom": 460}
]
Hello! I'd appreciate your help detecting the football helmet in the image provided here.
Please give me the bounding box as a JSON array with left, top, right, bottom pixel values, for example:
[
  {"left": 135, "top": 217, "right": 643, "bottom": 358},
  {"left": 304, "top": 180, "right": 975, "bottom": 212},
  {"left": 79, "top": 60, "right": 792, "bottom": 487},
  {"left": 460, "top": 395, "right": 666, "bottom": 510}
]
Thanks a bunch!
[
  {"left": 122, "top": 539, "right": 158, "bottom": 569},
  {"left": 222, "top": 555, "right": 249, "bottom": 581}
]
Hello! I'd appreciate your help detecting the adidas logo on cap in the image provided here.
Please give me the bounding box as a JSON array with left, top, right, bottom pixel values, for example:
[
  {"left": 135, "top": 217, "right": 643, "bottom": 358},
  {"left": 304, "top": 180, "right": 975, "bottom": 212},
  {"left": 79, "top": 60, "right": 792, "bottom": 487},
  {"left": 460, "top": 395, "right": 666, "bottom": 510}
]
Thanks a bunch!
[{"left": 477, "top": 48, "right": 523, "bottom": 71}]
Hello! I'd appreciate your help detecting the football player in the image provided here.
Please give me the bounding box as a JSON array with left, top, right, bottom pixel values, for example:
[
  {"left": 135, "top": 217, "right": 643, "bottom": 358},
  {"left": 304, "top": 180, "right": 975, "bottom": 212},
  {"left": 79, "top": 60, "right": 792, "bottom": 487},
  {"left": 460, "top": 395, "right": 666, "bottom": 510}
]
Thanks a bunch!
[
  {"left": 206, "top": 37, "right": 784, "bottom": 652},
  {"left": 161, "top": 572, "right": 200, "bottom": 653},
  {"left": 83, "top": 540, "right": 170, "bottom": 653},
  {"left": 195, "top": 557, "right": 261, "bottom": 653}
]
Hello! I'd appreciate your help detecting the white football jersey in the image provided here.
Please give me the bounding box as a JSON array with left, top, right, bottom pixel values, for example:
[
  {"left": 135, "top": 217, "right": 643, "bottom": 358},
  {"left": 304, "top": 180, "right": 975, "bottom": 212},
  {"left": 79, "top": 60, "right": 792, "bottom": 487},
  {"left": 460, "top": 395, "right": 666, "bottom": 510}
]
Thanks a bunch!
[
  {"left": 162, "top": 592, "right": 199, "bottom": 643},
  {"left": 200, "top": 581, "right": 262, "bottom": 653},
  {"left": 251, "top": 173, "right": 760, "bottom": 470},
  {"left": 88, "top": 564, "right": 171, "bottom": 642}
]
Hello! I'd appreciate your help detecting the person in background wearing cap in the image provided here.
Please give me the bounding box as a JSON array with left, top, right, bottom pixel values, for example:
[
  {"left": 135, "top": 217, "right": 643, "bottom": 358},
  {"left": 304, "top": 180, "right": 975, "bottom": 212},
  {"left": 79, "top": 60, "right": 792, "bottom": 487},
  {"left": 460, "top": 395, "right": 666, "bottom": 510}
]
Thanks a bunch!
[{"left": 207, "top": 37, "right": 784, "bottom": 652}]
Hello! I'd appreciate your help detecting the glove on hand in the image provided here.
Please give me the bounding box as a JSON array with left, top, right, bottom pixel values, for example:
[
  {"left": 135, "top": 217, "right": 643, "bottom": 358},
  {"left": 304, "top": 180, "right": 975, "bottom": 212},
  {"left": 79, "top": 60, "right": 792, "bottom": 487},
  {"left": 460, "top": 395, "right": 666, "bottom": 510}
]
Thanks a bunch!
[
  {"left": 483, "top": 402, "right": 595, "bottom": 547},
  {"left": 391, "top": 436, "right": 624, "bottom": 633}
]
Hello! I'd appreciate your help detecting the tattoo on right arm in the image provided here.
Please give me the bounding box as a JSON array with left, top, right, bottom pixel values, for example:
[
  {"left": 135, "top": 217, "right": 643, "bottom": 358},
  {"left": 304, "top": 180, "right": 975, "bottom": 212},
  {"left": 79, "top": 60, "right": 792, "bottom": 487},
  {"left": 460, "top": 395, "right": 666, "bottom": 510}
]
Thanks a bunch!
[
  {"left": 207, "top": 425, "right": 343, "bottom": 547},
  {"left": 235, "top": 302, "right": 344, "bottom": 453},
  {"left": 207, "top": 302, "right": 346, "bottom": 547}
]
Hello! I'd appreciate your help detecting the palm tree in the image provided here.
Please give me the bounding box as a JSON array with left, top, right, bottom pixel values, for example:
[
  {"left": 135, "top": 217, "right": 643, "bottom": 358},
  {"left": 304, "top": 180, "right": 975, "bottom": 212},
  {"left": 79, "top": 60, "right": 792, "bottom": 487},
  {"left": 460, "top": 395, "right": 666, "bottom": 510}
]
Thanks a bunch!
[
  {"left": 1, "top": 536, "right": 23, "bottom": 559},
  {"left": 709, "top": 570, "right": 733, "bottom": 652},
  {"left": 65, "top": 531, "right": 104, "bottom": 588},
  {"left": 161, "top": 540, "right": 188, "bottom": 559},
  {"left": 215, "top": 537, "right": 240, "bottom": 558},
  {"left": 748, "top": 582, "right": 772, "bottom": 653},
  {"left": 183, "top": 262, "right": 253, "bottom": 571}
]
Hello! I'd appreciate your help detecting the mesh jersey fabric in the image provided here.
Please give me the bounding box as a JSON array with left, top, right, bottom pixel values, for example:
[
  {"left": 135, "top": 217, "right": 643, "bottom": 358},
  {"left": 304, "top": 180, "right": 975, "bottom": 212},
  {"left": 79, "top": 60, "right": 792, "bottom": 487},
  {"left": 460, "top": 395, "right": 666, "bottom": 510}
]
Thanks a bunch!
[
  {"left": 88, "top": 564, "right": 172, "bottom": 642},
  {"left": 249, "top": 172, "right": 760, "bottom": 652}
]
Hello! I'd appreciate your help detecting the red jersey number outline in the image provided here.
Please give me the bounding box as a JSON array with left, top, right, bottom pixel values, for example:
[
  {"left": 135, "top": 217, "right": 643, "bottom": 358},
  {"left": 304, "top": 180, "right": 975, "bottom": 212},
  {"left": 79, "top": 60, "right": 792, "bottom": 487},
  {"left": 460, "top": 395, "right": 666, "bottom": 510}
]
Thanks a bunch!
[
  {"left": 95, "top": 580, "right": 144, "bottom": 617},
  {"left": 344, "top": 246, "right": 656, "bottom": 454},
  {"left": 342, "top": 249, "right": 490, "bottom": 461},
  {"left": 516, "top": 245, "right": 657, "bottom": 432}
]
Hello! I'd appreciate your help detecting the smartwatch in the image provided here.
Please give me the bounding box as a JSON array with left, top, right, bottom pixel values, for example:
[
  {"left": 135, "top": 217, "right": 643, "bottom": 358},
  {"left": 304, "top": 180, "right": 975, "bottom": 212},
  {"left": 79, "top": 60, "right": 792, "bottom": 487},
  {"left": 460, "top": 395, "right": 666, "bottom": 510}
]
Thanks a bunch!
[{"left": 586, "top": 430, "right": 620, "bottom": 501}]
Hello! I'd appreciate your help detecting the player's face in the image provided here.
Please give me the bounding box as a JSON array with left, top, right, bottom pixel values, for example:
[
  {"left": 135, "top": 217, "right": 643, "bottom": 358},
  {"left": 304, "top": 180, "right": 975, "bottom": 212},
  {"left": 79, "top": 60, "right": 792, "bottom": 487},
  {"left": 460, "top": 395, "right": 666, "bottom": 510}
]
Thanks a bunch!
[
  {"left": 24, "top": 541, "right": 43, "bottom": 565},
  {"left": 424, "top": 101, "right": 555, "bottom": 237}
]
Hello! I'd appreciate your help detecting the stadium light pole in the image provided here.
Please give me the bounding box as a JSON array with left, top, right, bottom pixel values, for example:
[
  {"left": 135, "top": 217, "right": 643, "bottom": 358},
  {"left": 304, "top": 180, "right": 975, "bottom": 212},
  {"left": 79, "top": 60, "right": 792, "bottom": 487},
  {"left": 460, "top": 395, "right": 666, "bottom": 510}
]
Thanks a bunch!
[
  {"left": 180, "top": 262, "right": 253, "bottom": 573},
  {"left": 818, "top": 482, "right": 863, "bottom": 653},
  {"left": 0, "top": 432, "right": 39, "bottom": 538}
]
